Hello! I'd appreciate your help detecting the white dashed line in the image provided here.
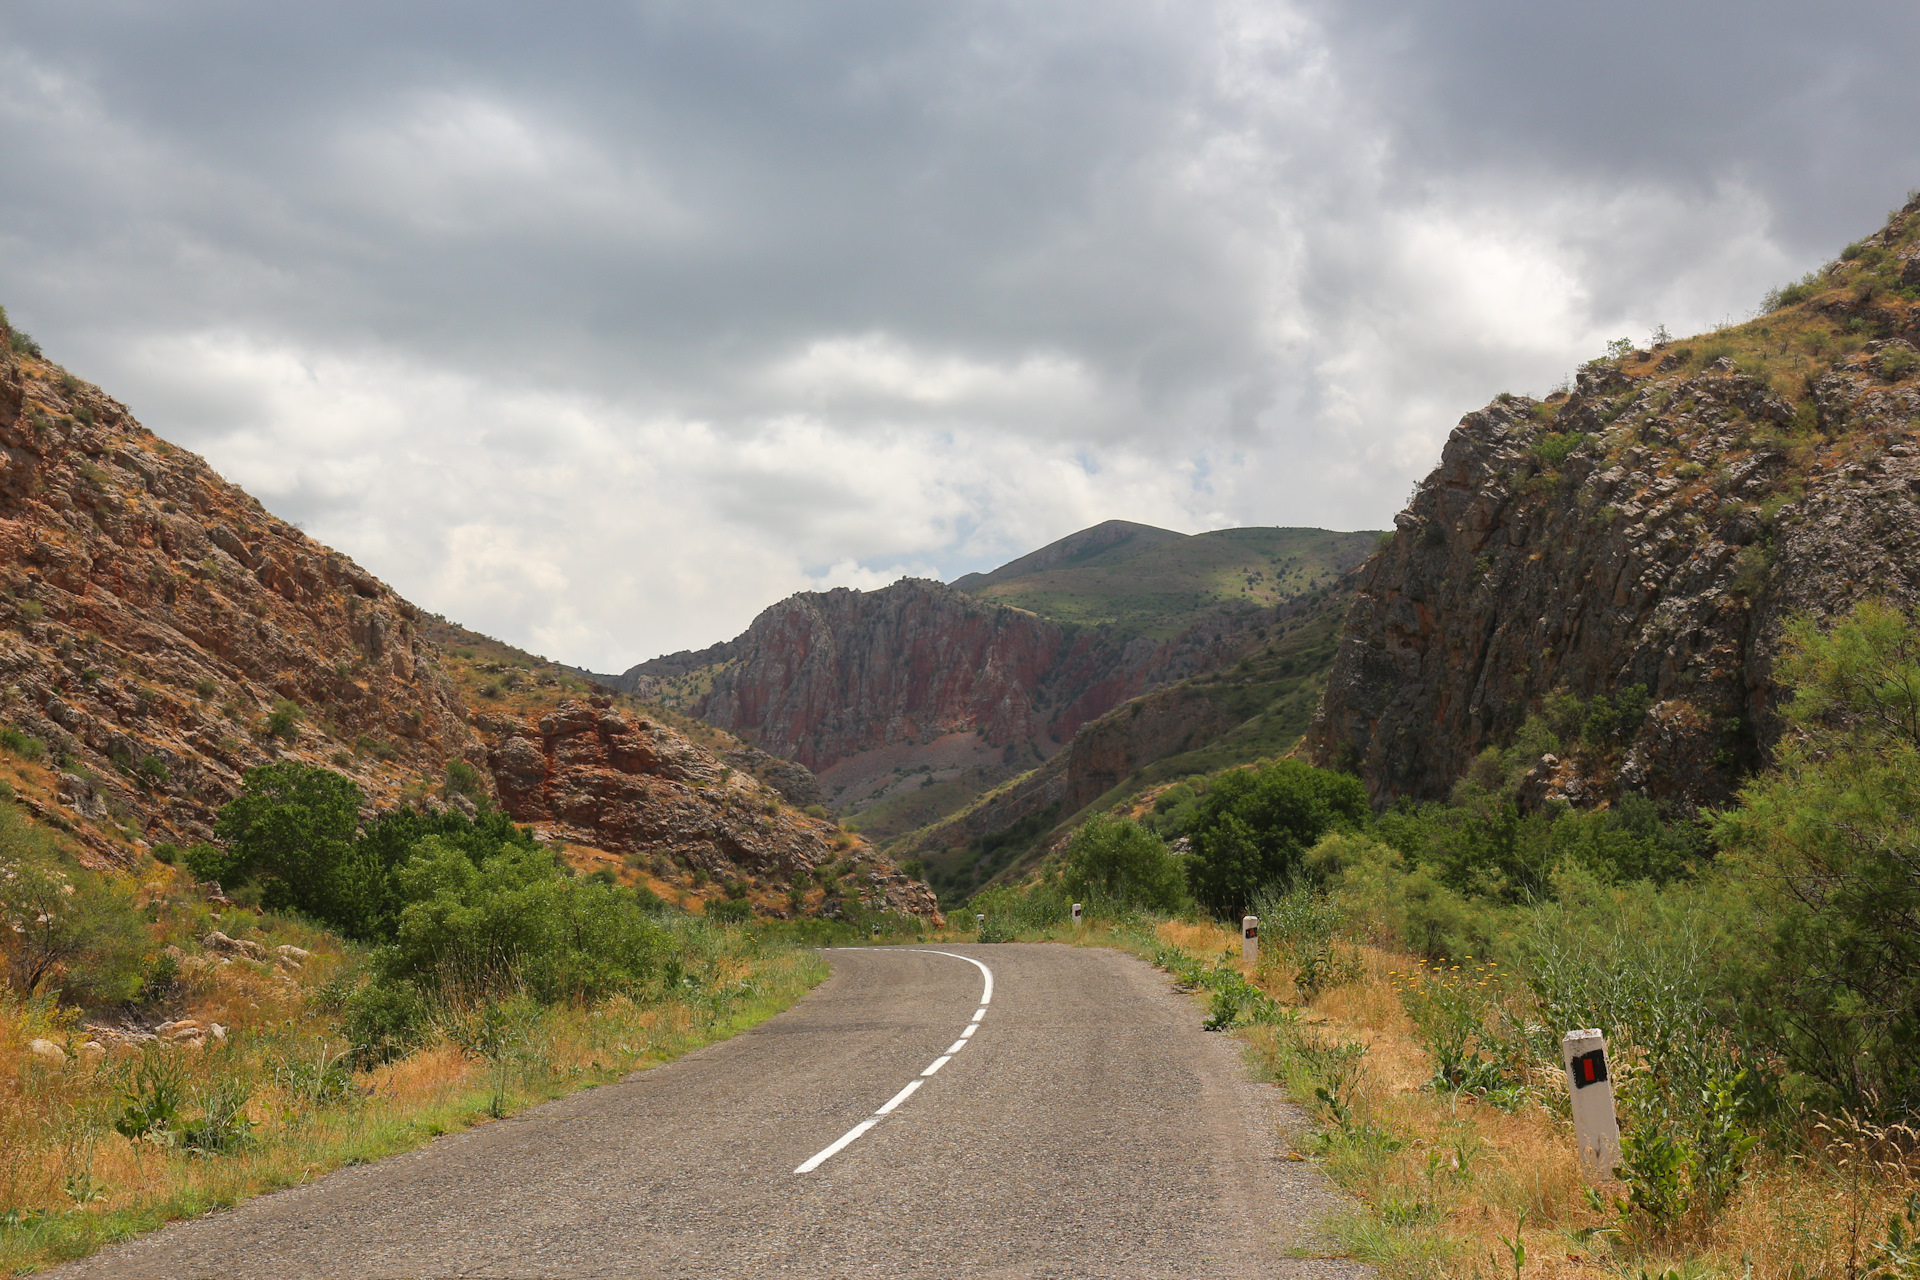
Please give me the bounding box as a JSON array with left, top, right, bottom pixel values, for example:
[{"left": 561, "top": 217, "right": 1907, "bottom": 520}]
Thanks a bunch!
[{"left": 794, "top": 949, "right": 995, "bottom": 1174}]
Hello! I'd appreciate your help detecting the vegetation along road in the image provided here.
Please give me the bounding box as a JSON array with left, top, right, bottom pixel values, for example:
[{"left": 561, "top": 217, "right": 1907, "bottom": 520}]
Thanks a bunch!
[{"left": 50, "top": 943, "right": 1365, "bottom": 1279}]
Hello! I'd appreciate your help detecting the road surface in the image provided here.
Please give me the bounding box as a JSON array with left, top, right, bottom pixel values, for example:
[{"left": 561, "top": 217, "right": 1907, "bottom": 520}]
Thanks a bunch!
[{"left": 54, "top": 943, "right": 1367, "bottom": 1279}]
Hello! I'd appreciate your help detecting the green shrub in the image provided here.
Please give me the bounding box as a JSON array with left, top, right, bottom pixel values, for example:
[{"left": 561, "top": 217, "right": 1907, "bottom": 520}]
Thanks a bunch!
[
  {"left": 1762, "top": 271, "right": 1824, "bottom": 312},
  {"left": 266, "top": 699, "right": 302, "bottom": 743},
  {"left": 706, "top": 897, "right": 753, "bottom": 925},
  {"left": 1185, "top": 760, "right": 1368, "bottom": 917},
  {"left": 1712, "top": 600, "right": 1920, "bottom": 1117},
  {"left": 443, "top": 759, "right": 485, "bottom": 799},
  {"left": 0, "top": 804, "right": 149, "bottom": 1003},
  {"left": 7, "top": 328, "right": 41, "bottom": 357},
  {"left": 0, "top": 726, "right": 46, "bottom": 760},
  {"left": 1532, "top": 431, "right": 1589, "bottom": 469},
  {"left": 343, "top": 979, "right": 431, "bottom": 1068},
  {"left": 382, "top": 836, "right": 667, "bottom": 1001},
  {"left": 1059, "top": 814, "right": 1190, "bottom": 913}
]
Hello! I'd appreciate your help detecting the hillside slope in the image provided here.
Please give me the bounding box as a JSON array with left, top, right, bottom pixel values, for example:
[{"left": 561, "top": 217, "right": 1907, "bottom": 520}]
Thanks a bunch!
[
  {"left": 1308, "top": 193, "right": 1920, "bottom": 809},
  {"left": 960, "top": 525, "right": 1375, "bottom": 637},
  {"left": 0, "top": 313, "right": 935, "bottom": 920},
  {"left": 886, "top": 578, "right": 1354, "bottom": 899}
]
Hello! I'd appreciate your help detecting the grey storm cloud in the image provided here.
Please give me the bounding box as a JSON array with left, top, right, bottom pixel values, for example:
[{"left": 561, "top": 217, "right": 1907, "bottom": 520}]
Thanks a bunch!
[{"left": 1, "top": 0, "right": 1916, "bottom": 669}]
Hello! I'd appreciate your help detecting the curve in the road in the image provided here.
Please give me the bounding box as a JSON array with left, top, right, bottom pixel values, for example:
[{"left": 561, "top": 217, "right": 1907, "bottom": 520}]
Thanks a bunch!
[{"left": 794, "top": 948, "right": 995, "bottom": 1173}]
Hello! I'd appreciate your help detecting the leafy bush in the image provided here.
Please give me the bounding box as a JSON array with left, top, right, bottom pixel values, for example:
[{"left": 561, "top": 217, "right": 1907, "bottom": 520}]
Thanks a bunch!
[
  {"left": 1185, "top": 760, "right": 1368, "bottom": 917},
  {"left": 1058, "top": 814, "right": 1189, "bottom": 913},
  {"left": 342, "top": 980, "right": 430, "bottom": 1068},
  {"left": 382, "top": 836, "right": 666, "bottom": 1002},
  {"left": 706, "top": 897, "right": 753, "bottom": 925},
  {"left": 1713, "top": 600, "right": 1920, "bottom": 1117},
  {"left": 1762, "top": 271, "right": 1824, "bottom": 312},
  {"left": 0, "top": 804, "right": 148, "bottom": 1003},
  {"left": 0, "top": 727, "right": 44, "bottom": 760},
  {"left": 1533, "top": 431, "right": 1589, "bottom": 469},
  {"left": 443, "top": 760, "right": 485, "bottom": 799},
  {"left": 266, "top": 699, "right": 302, "bottom": 743}
]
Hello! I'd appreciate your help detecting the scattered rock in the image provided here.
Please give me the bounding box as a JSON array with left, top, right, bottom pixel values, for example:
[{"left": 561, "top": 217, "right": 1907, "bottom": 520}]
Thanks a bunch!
[
  {"left": 202, "top": 931, "right": 267, "bottom": 961},
  {"left": 26, "top": 1038, "right": 66, "bottom": 1065}
]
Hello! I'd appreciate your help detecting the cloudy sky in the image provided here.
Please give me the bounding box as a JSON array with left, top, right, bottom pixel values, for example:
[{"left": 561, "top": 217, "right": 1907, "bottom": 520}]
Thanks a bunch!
[{"left": 2, "top": 1, "right": 1916, "bottom": 671}]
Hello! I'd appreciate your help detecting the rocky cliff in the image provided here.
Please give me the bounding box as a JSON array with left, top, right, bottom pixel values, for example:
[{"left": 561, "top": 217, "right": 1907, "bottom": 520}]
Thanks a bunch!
[
  {"left": 1308, "top": 195, "right": 1920, "bottom": 809},
  {"left": 627, "top": 577, "right": 1270, "bottom": 777},
  {"left": 0, "top": 326, "right": 476, "bottom": 865}
]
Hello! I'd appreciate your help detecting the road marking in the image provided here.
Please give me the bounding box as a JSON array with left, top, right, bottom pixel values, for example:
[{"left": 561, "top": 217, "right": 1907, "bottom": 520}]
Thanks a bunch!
[
  {"left": 793, "top": 1120, "right": 876, "bottom": 1174},
  {"left": 875, "top": 1080, "right": 922, "bottom": 1114},
  {"left": 794, "top": 948, "right": 996, "bottom": 1174}
]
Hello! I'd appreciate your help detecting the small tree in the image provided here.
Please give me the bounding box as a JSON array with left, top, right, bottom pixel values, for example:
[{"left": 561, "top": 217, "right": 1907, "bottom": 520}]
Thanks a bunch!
[
  {"left": 1059, "top": 815, "right": 1188, "bottom": 913},
  {"left": 1185, "top": 760, "right": 1369, "bottom": 917},
  {"left": 203, "top": 761, "right": 366, "bottom": 923},
  {"left": 1713, "top": 600, "right": 1920, "bottom": 1117}
]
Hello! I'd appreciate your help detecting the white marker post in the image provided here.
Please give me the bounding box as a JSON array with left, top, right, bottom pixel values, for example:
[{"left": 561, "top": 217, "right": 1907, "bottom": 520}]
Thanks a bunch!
[
  {"left": 1561, "top": 1029, "right": 1622, "bottom": 1179},
  {"left": 1072, "top": 903, "right": 1082, "bottom": 928},
  {"left": 1241, "top": 915, "right": 1258, "bottom": 964}
]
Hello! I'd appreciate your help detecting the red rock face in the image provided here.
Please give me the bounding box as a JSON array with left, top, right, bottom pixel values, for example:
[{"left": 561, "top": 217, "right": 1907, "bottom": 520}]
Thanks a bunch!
[
  {"left": 666, "top": 579, "right": 1264, "bottom": 773},
  {"left": 479, "top": 698, "right": 941, "bottom": 919}
]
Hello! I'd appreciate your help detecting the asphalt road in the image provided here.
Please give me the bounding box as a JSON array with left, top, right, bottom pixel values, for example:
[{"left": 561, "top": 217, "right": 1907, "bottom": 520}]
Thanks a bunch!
[{"left": 55, "top": 943, "right": 1369, "bottom": 1279}]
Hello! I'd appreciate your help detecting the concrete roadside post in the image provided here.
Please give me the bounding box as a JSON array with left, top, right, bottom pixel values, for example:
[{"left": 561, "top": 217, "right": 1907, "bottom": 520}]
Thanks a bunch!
[
  {"left": 1072, "top": 903, "right": 1082, "bottom": 929},
  {"left": 1561, "top": 1029, "right": 1621, "bottom": 1179},
  {"left": 1241, "top": 916, "right": 1258, "bottom": 965}
]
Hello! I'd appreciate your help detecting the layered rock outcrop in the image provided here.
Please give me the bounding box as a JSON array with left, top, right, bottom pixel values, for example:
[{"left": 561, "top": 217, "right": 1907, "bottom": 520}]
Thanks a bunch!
[
  {"left": 1308, "top": 197, "right": 1920, "bottom": 808},
  {"left": 0, "top": 327, "right": 478, "bottom": 862},
  {"left": 476, "top": 696, "right": 937, "bottom": 918}
]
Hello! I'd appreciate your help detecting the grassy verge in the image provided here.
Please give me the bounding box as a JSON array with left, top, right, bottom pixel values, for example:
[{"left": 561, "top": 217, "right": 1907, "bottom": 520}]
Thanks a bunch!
[
  {"left": 0, "top": 930, "right": 825, "bottom": 1274},
  {"left": 924, "top": 913, "right": 1920, "bottom": 1280}
]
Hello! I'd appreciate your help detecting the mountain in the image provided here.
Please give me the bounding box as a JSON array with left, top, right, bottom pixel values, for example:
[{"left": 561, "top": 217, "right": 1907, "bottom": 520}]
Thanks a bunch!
[
  {"left": 957, "top": 522, "right": 1375, "bottom": 637},
  {"left": 949, "top": 519, "right": 1186, "bottom": 591},
  {"left": 605, "top": 524, "right": 1375, "bottom": 824},
  {"left": 0, "top": 312, "right": 935, "bottom": 921},
  {"left": 892, "top": 577, "right": 1353, "bottom": 898},
  {"left": 1308, "top": 192, "right": 1920, "bottom": 810}
]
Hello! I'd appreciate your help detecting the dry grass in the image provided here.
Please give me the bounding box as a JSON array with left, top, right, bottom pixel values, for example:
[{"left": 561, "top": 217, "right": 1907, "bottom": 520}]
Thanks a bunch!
[
  {"left": 1232, "top": 942, "right": 1920, "bottom": 1280},
  {"left": 0, "top": 939, "right": 827, "bottom": 1273}
]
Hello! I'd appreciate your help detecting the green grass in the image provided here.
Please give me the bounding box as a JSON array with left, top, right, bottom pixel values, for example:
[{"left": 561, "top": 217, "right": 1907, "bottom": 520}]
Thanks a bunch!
[{"left": 962, "top": 527, "right": 1379, "bottom": 639}]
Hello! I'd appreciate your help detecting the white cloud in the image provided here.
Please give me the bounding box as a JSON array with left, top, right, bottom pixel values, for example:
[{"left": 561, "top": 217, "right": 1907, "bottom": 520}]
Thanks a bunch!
[{"left": 0, "top": 0, "right": 1912, "bottom": 672}]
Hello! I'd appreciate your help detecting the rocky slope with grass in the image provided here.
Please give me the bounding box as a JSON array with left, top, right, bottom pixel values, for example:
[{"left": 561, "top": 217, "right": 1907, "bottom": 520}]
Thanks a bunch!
[
  {"left": 0, "top": 314, "right": 936, "bottom": 919},
  {"left": 0, "top": 321, "right": 479, "bottom": 865},
  {"left": 1307, "top": 194, "right": 1920, "bottom": 809}
]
